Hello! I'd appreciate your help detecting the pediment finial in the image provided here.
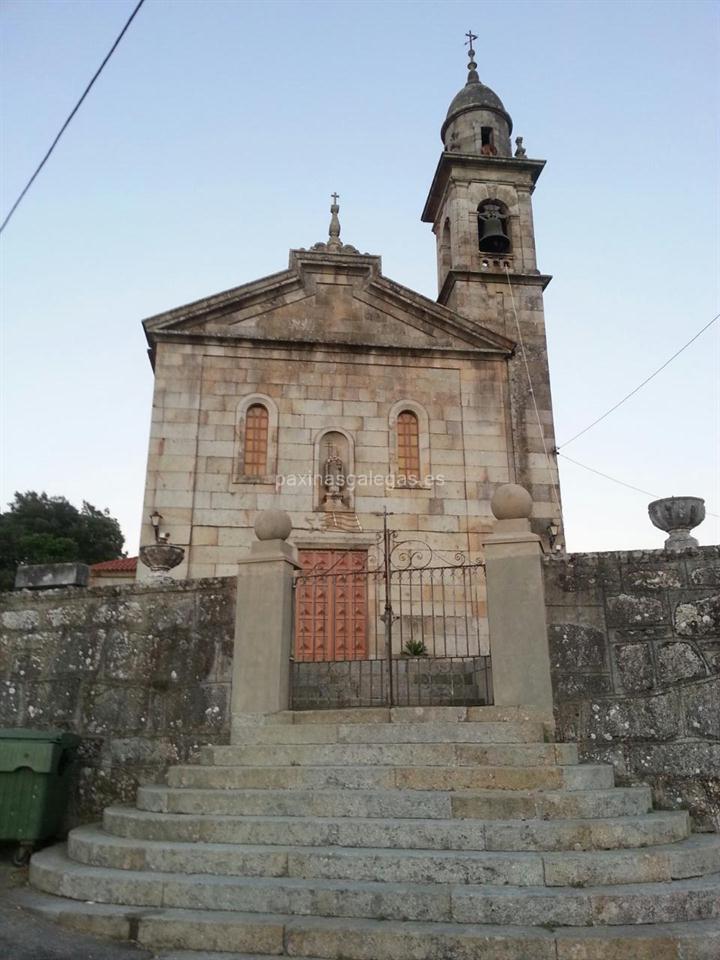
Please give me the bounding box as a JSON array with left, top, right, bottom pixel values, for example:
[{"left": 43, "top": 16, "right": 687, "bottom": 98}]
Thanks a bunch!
[
  {"left": 465, "top": 29, "right": 479, "bottom": 83},
  {"left": 328, "top": 192, "right": 342, "bottom": 251},
  {"left": 309, "top": 193, "right": 360, "bottom": 255}
]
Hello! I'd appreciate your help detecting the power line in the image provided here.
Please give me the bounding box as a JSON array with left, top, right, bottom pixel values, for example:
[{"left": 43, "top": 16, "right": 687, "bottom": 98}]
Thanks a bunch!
[
  {"left": 558, "top": 452, "right": 720, "bottom": 519},
  {"left": 558, "top": 311, "right": 720, "bottom": 449},
  {"left": 0, "top": 0, "right": 146, "bottom": 237}
]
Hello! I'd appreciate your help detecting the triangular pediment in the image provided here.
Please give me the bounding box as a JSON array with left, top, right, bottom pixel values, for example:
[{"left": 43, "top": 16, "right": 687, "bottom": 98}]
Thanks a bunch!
[{"left": 143, "top": 249, "right": 514, "bottom": 356}]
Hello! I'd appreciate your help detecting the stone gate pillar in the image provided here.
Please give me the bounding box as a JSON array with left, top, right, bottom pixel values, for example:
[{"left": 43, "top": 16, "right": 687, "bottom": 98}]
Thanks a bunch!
[
  {"left": 481, "top": 484, "right": 554, "bottom": 718},
  {"left": 231, "top": 510, "right": 300, "bottom": 738}
]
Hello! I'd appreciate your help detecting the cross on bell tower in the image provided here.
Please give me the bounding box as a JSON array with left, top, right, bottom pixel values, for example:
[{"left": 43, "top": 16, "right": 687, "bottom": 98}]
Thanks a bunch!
[{"left": 464, "top": 30, "right": 479, "bottom": 81}]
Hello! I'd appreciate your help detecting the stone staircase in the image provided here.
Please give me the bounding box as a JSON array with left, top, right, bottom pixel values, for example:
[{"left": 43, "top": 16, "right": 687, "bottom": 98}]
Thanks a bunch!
[{"left": 22, "top": 706, "right": 720, "bottom": 958}]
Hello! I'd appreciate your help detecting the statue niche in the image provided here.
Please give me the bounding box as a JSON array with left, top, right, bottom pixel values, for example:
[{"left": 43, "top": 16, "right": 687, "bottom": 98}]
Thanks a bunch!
[{"left": 319, "top": 431, "right": 351, "bottom": 511}]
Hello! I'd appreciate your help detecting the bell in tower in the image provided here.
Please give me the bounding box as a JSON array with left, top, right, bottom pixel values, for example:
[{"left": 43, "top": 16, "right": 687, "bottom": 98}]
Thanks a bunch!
[{"left": 477, "top": 202, "right": 511, "bottom": 254}]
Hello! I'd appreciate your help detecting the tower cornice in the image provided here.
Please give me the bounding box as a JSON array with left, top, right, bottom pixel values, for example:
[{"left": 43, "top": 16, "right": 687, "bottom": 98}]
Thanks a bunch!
[
  {"left": 422, "top": 152, "right": 546, "bottom": 224},
  {"left": 438, "top": 268, "right": 553, "bottom": 307}
]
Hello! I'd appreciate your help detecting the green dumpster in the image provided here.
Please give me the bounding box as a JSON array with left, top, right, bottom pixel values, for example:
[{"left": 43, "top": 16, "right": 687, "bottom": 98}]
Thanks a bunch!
[{"left": 0, "top": 728, "right": 81, "bottom": 865}]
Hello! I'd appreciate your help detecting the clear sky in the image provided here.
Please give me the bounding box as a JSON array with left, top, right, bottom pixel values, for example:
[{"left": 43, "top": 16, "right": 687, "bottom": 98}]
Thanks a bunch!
[{"left": 1, "top": 0, "right": 718, "bottom": 556}]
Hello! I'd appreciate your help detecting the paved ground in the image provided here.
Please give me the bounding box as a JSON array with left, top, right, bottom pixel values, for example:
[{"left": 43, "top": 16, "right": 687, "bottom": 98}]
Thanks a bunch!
[{"left": 0, "top": 847, "right": 152, "bottom": 960}]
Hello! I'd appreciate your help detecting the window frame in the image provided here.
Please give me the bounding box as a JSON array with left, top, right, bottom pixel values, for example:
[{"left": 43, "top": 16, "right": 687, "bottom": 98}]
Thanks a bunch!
[
  {"left": 242, "top": 403, "right": 269, "bottom": 476},
  {"left": 396, "top": 410, "right": 421, "bottom": 482},
  {"left": 233, "top": 394, "right": 279, "bottom": 485},
  {"left": 388, "top": 400, "right": 431, "bottom": 490}
]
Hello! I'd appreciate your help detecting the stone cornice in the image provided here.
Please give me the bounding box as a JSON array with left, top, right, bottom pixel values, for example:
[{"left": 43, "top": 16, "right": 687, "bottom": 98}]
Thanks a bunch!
[
  {"left": 148, "top": 329, "right": 512, "bottom": 361},
  {"left": 289, "top": 248, "right": 382, "bottom": 276},
  {"left": 438, "top": 269, "right": 553, "bottom": 306},
  {"left": 422, "top": 152, "right": 546, "bottom": 224}
]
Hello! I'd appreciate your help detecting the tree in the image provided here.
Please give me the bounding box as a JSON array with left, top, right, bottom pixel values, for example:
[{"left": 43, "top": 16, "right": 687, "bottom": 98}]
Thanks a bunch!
[{"left": 0, "top": 492, "right": 125, "bottom": 591}]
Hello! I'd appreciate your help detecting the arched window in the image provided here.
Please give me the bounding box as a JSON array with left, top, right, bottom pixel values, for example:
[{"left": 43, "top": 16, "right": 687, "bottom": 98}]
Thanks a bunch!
[
  {"left": 233, "top": 394, "right": 278, "bottom": 484},
  {"left": 477, "top": 200, "right": 511, "bottom": 254},
  {"left": 242, "top": 403, "right": 269, "bottom": 476},
  {"left": 396, "top": 411, "right": 420, "bottom": 481}
]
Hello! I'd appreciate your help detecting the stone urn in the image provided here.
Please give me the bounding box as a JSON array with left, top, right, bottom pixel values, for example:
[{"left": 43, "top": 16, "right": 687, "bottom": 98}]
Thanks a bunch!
[
  {"left": 139, "top": 543, "right": 185, "bottom": 582},
  {"left": 648, "top": 497, "right": 705, "bottom": 552}
]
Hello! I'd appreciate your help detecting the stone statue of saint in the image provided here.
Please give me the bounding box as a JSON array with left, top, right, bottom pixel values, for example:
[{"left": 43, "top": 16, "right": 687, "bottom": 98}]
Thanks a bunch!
[{"left": 323, "top": 449, "right": 346, "bottom": 508}]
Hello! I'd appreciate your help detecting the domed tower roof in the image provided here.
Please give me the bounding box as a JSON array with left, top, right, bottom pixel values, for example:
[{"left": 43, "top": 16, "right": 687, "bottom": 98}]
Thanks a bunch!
[
  {"left": 440, "top": 33, "right": 513, "bottom": 148},
  {"left": 441, "top": 79, "right": 513, "bottom": 141}
]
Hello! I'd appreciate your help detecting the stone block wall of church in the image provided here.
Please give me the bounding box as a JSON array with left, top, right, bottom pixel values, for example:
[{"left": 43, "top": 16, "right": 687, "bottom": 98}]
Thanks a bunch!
[
  {"left": 545, "top": 547, "right": 720, "bottom": 831},
  {"left": 139, "top": 338, "right": 531, "bottom": 618},
  {"left": 441, "top": 272, "right": 559, "bottom": 535}
]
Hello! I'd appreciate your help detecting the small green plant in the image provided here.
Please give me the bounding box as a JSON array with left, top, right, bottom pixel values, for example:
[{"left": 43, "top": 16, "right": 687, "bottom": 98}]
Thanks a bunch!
[{"left": 402, "top": 639, "right": 428, "bottom": 657}]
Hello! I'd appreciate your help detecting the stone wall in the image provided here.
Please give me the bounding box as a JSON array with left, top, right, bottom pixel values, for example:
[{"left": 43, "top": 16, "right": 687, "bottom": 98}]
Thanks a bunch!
[
  {"left": 545, "top": 546, "right": 720, "bottom": 830},
  {"left": 290, "top": 657, "right": 493, "bottom": 711},
  {"left": 0, "top": 578, "right": 235, "bottom": 827},
  {"left": 3, "top": 544, "right": 719, "bottom": 834}
]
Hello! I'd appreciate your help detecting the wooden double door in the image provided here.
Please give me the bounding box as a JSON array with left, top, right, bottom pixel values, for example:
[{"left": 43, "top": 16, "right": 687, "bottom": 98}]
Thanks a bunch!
[{"left": 294, "top": 549, "right": 369, "bottom": 661}]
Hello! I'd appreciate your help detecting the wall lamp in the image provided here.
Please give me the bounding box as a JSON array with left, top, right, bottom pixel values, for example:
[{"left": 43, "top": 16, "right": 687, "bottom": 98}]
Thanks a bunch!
[
  {"left": 547, "top": 519, "right": 561, "bottom": 551},
  {"left": 149, "top": 510, "right": 163, "bottom": 543}
]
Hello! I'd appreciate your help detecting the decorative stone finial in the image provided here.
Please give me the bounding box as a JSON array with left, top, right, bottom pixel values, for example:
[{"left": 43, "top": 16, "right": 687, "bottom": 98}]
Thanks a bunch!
[
  {"left": 491, "top": 483, "right": 533, "bottom": 521},
  {"left": 327, "top": 193, "right": 342, "bottom": 251},
  {"left": 648, "top": 496, "right": 705, "bottom": 552},
  {"left": 309, "top": 194, "right": 359, "bottom": 255},
  {"left": 254, "top": 509, "right": 292, "bottom": 542},
  {"left": 514, "top": 136, "right": 527, "bottom": 158}
]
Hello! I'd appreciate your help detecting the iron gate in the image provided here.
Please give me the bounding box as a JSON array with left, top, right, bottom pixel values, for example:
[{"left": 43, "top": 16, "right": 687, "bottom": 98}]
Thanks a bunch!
[{"left": 290, "top": 516, "right": 492, "bottom": 709}]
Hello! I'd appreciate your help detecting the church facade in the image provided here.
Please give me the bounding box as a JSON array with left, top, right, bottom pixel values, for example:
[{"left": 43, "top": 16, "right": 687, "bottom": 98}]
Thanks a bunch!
[{"left": 137, "top": 49, "right": 562, "bottom": 609}]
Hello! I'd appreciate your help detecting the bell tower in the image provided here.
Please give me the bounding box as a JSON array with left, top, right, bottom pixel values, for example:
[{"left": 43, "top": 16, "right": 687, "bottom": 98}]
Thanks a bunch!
[{"left": 422, "top": 33, "right": 562, "bottom": 538}]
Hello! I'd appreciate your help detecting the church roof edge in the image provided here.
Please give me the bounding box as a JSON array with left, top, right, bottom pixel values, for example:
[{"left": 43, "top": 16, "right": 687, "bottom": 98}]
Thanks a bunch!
[{"left": 141, "top": 247, "right": 516, "bottom": 358}]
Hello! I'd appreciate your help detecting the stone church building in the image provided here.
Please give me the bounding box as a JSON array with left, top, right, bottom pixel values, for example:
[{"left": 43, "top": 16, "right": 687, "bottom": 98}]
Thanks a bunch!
[
  {"left": 137, "top": 48, "right": 562, "bottom": 594},
  {"left": 6, "top": 45, "right": 719, "bottom": 956}
]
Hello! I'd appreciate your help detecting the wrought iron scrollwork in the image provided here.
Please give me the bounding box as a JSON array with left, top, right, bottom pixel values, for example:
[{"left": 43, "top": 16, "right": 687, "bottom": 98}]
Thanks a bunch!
[
  {"left": 389, "top": 535, "right": 471, "bottom": 570},
  {"left": 366, "top": 532, "right": 482, "bottom": 572}
]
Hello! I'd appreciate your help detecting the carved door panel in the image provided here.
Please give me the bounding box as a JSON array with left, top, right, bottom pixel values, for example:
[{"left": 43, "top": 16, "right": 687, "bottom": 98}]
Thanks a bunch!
[{"left": 294, "top": 549, "right": 368, "bottom": 661}]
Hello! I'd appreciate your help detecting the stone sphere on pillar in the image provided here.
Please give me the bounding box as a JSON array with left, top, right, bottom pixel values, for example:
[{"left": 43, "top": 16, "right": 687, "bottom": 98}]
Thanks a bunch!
[
  {"left": 491, "top": 483, "right": 533, "bottom": 521},
  {"left": 254, "top": 509, "right": 292, "bottom": 542}
]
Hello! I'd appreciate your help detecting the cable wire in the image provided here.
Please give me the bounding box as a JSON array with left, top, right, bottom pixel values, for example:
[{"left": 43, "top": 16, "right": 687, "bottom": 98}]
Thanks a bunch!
[
  {"left": 558, "top": 311, "right": 720, "bottom": 449},
  {"left": 558, "top": 452, "right": 720, "bottom": 519},
  {"left": 0, "top": 0, "right": 146, "bottom": 237}
]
